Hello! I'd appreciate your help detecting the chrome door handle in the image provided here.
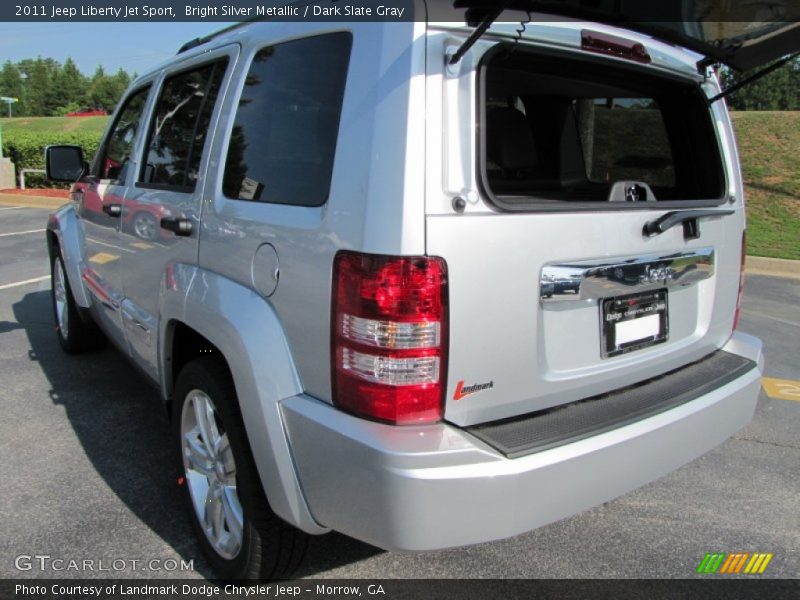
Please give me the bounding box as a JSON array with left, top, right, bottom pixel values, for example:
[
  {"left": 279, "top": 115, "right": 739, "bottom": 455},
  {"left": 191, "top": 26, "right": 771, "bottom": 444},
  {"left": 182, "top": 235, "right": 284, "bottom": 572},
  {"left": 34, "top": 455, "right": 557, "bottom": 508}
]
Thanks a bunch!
[{"left": 160, "top": 217, "right": 193, "bottom": 236}]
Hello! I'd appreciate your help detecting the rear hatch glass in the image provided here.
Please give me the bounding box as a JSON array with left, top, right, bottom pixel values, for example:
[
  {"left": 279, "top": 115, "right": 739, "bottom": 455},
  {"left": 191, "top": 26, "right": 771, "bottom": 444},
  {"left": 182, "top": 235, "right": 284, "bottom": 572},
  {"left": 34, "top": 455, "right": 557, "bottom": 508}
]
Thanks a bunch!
[{"left": 479, "top": 46, "right": 725, "bottom": 210}]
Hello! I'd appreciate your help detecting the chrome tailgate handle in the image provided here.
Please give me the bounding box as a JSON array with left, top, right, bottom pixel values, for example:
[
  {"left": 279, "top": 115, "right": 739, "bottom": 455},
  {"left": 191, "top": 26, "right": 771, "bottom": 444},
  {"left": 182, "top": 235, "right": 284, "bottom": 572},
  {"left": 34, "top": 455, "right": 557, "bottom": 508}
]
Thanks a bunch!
[{"left": 540, "top": 248, "right": 714, "bottom": 303}]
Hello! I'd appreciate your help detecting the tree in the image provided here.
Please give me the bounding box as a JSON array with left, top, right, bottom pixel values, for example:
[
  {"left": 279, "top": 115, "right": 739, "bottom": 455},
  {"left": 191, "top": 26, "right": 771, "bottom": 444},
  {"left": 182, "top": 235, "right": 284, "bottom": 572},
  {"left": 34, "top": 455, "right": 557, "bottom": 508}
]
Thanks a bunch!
[
  {"left": 53, "top": 57, "right": 88, "bottom": 111},
  {"left": 85, "top": 66, "right": 129, "bottom": 112},
  {"left": 0, "top": 58, "right": 133, "bottom": 117},
  {"left": 23, "top": 58, "right": 54, "bottom": 116},
  {"left": 0, "top": 61, "right": 26, "bottom": 116},
  {"left": 720, "top": 57, "right": 800, "bottom": 110}
]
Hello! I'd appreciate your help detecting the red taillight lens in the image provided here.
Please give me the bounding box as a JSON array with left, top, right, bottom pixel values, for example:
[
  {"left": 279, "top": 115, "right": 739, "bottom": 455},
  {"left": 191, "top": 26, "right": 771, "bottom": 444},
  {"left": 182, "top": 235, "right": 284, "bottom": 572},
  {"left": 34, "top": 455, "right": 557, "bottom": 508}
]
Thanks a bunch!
[
  {"left": 733, "top": 231, "right": 746, "bottom": 330},
  {"left": 332, "top": 251, "right": 448, "bottom": 425}
]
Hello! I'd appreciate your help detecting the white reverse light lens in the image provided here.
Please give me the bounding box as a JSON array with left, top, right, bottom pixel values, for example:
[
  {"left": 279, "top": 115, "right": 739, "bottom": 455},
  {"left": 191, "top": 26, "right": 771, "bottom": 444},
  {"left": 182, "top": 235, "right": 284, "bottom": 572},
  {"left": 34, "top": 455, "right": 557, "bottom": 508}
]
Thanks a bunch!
[
  {"left": 340, "top": 348, "right": 440, "bottom": 386},
  {"left": 341, "top": 314, "right": 440, "bottom": 349}
]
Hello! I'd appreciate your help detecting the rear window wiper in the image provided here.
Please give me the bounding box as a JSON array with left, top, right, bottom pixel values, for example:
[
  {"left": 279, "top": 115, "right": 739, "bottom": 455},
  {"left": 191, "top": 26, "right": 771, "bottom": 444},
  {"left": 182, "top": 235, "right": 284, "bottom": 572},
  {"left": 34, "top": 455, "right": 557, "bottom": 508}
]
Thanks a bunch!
[{"left": 643, "top": 209, "right": 734, "bottom": 240}]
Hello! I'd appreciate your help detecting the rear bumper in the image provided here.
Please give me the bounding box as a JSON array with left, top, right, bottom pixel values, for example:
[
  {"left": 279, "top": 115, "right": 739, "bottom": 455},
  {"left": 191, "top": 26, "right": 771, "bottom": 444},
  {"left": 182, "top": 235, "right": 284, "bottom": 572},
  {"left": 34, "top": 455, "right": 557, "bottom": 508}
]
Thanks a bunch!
[{"left": 281, "top": 332, "right": 763, "bottom": 551}]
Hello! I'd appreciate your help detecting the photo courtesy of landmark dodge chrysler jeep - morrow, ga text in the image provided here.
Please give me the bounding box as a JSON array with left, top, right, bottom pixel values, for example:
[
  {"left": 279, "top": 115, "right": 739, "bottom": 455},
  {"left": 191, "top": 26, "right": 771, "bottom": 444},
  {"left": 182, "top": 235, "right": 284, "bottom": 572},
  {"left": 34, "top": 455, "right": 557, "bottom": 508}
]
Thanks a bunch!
[{"left": 43, "top": 0, "right": 798, "bottom": 580}]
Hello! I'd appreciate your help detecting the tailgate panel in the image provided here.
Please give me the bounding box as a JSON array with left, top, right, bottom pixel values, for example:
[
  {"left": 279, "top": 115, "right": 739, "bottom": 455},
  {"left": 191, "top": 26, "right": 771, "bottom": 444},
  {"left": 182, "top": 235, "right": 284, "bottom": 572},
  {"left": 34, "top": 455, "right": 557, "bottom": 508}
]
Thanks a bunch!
[{"left": 427, "top": 210, "right": 742, "bottom": 427}]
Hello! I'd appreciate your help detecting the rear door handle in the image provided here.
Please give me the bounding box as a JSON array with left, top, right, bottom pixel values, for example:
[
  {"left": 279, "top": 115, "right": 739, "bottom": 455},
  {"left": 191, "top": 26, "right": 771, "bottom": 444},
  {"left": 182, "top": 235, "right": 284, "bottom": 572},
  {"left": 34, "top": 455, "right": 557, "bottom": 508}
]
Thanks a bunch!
[
  {"left": 160, "top": 217, "right": 193, "bottom": 236},
  {"left": 102, "top": 203, "right": 122, "bottom": 217}
]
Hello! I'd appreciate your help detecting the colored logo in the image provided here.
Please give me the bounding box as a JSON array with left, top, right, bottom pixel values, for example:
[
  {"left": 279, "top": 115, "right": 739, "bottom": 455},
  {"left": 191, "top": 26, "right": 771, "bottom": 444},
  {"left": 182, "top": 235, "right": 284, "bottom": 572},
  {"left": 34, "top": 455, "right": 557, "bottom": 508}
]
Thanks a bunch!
[
  {"left": 453, "top": 380, "right": 493, "bottom": 401},
  {"left": 696, "top": 552, "right": 773, "bottom": 574}
]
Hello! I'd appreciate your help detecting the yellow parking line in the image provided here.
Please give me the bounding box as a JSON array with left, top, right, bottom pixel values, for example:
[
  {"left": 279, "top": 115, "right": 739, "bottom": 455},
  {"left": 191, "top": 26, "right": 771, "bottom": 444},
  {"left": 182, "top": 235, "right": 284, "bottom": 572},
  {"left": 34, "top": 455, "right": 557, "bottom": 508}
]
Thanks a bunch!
[
  {"left": 86, "top": 237, "right": 135, "bottom": 253},
  {"left": 88, "top": 252, "right": 119, "bottom": 265},
  {"left": 130, "top": 242, "right": 154, "bottom": 249},
  {"left": 762, "top": 378, "right": 800, "bottom": 402}
]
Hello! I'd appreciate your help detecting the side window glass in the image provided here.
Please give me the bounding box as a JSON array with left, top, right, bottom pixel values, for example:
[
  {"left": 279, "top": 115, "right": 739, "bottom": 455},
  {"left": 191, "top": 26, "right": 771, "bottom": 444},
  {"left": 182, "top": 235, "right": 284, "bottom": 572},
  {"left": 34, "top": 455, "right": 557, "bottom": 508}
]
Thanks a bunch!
[
  {"left": 222, "top": 33, "right": 352, "bottom": 206},
  {"left": 98, "top": 87, "right": 150, "bottom": 183},
  {"left": 139, "top": 58, "right": 228, "bottom": 192}
]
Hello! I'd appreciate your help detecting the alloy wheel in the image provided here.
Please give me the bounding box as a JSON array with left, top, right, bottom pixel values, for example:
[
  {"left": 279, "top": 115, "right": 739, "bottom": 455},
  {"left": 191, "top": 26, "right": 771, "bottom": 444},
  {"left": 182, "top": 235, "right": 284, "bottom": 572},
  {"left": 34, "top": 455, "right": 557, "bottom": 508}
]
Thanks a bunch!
[{"left": 180, "top": 390, "right": 244, "bottom": 559}]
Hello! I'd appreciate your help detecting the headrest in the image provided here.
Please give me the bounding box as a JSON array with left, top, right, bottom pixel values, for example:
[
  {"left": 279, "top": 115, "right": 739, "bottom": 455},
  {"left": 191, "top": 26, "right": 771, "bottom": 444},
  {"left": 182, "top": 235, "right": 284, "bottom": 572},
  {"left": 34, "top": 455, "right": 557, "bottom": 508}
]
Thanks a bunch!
[{"left": 486, "top": 107, "right": 538, "bottom": 171}]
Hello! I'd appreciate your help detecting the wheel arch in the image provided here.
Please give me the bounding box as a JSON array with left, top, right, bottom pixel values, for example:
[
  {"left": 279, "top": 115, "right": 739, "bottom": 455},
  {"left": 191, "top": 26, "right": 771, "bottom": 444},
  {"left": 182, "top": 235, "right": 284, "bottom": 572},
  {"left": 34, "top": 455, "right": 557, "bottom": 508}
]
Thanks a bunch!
[
  {"left": 46, "top": 204, "right": 91, "bottom": 308},
  {"left": 160, "top": 267, "right": 328, "bottom": 536}
]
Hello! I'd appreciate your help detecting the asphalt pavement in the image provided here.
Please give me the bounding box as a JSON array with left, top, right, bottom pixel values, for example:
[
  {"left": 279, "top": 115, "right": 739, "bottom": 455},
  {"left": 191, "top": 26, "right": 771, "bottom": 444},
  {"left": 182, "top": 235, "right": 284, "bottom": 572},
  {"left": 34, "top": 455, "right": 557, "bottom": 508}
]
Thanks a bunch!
[{"left": 0, "top": 206, "right": 797, "bottom": 580}]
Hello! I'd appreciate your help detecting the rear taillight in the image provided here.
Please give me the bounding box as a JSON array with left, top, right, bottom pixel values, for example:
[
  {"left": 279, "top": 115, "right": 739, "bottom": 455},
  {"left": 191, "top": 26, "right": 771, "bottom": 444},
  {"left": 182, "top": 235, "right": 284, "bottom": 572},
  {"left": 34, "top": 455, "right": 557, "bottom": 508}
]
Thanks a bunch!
[
  {"left": 733, "top": 231, "right": 746, "bottom": 330},
  {"left": 332, "top": 251, "right": 448, "bottom": 425}
]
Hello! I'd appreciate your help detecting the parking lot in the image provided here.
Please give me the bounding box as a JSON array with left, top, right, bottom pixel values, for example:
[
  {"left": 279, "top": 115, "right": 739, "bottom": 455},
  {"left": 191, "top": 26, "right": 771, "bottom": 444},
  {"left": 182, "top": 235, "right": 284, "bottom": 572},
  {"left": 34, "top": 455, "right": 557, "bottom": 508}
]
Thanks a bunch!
[{"left": 0, "top": 204, "right": 798, "bottom": 580}]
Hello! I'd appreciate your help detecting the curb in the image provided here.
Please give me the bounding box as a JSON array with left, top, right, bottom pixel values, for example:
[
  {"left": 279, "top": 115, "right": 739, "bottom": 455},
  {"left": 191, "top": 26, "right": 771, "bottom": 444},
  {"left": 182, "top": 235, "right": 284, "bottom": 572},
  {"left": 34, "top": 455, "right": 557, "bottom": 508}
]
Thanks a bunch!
[
  {"left": 745, "top": 256, "right": 800, "bottom": 281},
  {"left": 0, "top": 193, "right": 67, "bottom": 210},
  {"left": 2, "top": 193, "right": 798, "bottom": 280}
]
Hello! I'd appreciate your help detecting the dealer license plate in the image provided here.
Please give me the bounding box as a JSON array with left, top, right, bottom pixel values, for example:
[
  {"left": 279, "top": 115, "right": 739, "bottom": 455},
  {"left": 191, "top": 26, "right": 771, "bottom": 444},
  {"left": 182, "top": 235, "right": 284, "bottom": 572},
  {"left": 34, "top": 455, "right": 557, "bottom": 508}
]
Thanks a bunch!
[{"left": 601, "top": 290, "right": 668, "bottom": 358}]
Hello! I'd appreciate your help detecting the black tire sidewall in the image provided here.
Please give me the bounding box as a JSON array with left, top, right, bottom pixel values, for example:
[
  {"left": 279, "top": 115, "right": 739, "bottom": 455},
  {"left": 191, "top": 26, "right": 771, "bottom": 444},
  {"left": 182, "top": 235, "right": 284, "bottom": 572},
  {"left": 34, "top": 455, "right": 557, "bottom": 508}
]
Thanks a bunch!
[
  {"left": 51, "top": 253, "right": 80, "bottom": 352},
  {"left": 172, "top": 357, "right": 262, "bottom": 580},
  {"left": 50, "top": 251, "right": 104, "bottom": 353}
]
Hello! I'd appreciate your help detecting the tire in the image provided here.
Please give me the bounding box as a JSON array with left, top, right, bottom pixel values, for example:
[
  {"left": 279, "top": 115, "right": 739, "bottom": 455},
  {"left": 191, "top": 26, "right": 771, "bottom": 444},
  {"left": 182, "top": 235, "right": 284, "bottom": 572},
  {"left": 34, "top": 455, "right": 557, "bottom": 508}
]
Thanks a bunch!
[
  {"left": 174, "top": 356, "right": 307, "bottom": 580},
  {"left": 50, "top": 252, "right": 104, "bottom": 353},
  {"left": 132, "top": 211, "right": 158, "bottom": 241}
]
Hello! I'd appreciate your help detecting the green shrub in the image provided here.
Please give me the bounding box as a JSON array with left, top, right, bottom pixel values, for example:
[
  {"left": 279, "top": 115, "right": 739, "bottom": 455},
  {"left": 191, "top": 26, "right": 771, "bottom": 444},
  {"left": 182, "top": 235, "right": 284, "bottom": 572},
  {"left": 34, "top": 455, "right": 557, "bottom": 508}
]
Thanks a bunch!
[{"left": 1, "top": 129, "right": 102, "bottom": 188}]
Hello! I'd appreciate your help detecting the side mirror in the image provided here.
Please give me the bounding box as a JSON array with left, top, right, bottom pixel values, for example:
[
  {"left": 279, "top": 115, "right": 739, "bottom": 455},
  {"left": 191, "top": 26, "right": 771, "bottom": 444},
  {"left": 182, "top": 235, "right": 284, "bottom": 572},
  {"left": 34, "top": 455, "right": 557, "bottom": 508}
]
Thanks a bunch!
[{"left": 45, "top": 145, "right": 86, "bottom": 182}]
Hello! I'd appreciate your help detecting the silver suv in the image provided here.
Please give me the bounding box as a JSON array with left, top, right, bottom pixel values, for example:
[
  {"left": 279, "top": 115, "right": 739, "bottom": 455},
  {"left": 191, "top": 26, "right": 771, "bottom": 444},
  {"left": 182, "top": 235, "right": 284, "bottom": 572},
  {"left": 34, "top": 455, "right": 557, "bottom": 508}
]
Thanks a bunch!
[{"left": 44, "top": 3, "right": 794, "bottom": 579}]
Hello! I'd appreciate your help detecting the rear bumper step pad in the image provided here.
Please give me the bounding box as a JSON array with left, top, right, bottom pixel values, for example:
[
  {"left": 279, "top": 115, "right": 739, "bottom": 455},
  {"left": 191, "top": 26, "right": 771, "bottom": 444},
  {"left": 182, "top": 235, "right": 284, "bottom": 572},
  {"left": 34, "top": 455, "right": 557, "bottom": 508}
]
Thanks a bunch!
[{"left": 465, "top": 350, "right": 757, "bottom": 458}]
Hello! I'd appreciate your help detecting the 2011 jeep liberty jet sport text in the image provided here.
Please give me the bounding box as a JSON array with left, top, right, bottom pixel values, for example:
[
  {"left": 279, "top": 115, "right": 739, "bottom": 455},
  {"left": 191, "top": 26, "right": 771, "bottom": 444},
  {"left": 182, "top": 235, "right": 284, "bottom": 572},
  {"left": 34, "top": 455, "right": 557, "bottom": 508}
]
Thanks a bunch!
[{"left": 44, "top": 0, "right": 797, "bottom": 579}]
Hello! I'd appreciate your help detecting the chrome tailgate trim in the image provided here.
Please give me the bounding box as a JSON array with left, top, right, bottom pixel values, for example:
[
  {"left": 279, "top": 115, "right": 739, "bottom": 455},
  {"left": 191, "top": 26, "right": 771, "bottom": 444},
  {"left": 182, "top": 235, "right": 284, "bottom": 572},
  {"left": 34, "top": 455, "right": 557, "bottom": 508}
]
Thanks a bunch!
[{"left": 540, "top": 247, "right": 714, "bottom": 303}]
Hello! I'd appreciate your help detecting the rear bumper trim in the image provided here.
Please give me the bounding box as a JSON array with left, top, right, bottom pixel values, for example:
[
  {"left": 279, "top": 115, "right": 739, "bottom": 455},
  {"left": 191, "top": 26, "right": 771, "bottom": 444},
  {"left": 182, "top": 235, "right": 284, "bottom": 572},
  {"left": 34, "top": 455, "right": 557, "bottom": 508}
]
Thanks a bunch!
[
  {"left": 281, "top": 333, "right": 762, "bottom": 551},
  {"left": 466, "top": 349, "right": 756, "bottom": 458}
]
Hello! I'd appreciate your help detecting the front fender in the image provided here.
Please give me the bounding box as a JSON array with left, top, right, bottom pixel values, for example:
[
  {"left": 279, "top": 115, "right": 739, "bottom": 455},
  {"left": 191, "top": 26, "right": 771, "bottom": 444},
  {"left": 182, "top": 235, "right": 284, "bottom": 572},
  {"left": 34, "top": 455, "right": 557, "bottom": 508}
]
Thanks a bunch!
[
  {"left": 159, "top": 266, "right": 328, "bottom": 536},
  {"left": 46, "top": 203, "right": 90, "bottom": 308}
]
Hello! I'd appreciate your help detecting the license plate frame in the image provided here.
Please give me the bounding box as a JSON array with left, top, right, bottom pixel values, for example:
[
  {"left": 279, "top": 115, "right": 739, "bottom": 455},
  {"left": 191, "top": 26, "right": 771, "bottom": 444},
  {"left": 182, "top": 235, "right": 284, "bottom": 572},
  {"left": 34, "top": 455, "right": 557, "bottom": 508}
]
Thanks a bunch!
[{"left": 601, "top": 289, "right": 668, "bottom": 358}]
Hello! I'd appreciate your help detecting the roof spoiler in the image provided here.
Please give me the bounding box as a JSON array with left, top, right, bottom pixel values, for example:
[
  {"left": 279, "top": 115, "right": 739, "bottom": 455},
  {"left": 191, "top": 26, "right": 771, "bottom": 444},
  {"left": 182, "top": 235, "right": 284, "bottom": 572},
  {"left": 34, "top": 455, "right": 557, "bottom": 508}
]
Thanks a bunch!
[{"left": 177, "top": 21, "right": 253, "bottom": 54}]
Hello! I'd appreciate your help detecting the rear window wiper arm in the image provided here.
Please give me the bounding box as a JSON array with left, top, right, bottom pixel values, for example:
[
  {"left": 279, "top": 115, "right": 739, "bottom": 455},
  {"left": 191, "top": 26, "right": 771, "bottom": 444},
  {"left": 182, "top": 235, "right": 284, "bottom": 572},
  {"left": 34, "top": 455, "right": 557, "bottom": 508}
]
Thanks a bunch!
[{"left": 644, "top": 209, "right": 734, "bottom": 239}]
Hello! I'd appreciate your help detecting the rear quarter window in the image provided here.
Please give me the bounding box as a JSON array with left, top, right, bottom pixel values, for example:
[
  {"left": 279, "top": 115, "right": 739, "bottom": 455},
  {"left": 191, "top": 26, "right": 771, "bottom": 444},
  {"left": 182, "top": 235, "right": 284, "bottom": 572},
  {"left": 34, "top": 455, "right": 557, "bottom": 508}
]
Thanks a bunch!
[{"left": 222, "top": 32, "right": 352, "bottom": 206}]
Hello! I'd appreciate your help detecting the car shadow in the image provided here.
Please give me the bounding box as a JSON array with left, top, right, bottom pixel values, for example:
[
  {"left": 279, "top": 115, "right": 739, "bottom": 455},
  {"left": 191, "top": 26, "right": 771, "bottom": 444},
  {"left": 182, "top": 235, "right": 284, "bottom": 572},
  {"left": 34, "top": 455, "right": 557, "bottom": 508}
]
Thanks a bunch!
[
  {"left": 13, "top": 290, "right": 382, "bottom": 580},
  {"left": 744, "top": 181, "right": 800, "bottom": 200}
]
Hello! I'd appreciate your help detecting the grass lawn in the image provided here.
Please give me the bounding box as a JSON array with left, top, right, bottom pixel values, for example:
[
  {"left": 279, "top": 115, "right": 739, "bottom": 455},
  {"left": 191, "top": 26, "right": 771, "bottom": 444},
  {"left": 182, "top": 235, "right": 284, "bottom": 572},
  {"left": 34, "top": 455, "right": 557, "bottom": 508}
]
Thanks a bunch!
[
  {"left": 731, "top": 111, "right": 800, "bottom": 260},
  {"left": 0, "top": 116, "right": 109, "bottom": 136}
]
